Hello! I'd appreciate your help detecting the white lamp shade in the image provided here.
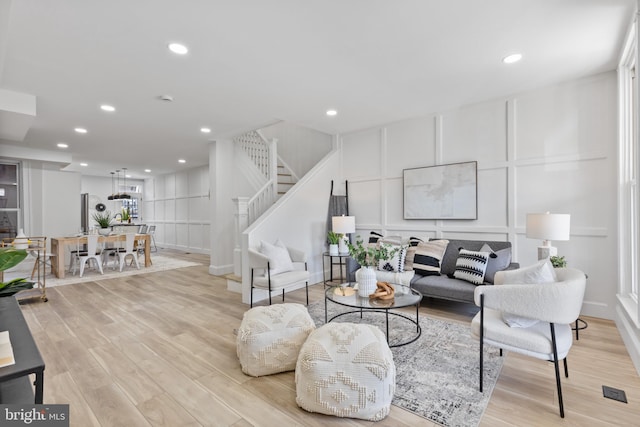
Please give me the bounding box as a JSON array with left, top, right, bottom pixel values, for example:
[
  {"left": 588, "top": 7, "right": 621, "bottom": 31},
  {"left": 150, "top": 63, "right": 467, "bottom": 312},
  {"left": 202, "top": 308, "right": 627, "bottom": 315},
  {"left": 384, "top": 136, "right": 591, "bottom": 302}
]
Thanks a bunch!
[
  {"left": 526, "top": 213, "right": 571, "bottom": 241},
  {"left": 332, "top": 216, "right": 355, "bottom": 234}
]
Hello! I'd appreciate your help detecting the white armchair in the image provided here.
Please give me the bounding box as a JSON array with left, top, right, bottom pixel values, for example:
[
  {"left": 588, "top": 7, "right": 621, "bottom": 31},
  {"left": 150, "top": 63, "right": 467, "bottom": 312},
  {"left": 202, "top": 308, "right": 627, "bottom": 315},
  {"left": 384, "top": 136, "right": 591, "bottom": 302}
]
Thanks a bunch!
[
  {"left": 249, "top": 245, "right": 310, "bottom": 308},
  {"left": 471, "top": 267, "right": 586, "bottom": 418}
]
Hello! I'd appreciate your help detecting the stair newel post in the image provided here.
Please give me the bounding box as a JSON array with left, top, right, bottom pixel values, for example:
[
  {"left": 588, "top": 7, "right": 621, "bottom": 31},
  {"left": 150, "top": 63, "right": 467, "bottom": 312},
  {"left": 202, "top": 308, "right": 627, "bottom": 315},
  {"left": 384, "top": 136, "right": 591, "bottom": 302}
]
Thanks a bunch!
[{"left": 233, "top": 197, "right": 249, "bottom": 277}]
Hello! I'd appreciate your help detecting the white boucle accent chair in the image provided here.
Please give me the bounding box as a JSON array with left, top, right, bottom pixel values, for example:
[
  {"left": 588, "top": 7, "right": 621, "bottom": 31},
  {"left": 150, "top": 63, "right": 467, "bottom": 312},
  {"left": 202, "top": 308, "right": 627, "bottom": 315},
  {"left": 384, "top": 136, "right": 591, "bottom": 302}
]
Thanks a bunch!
[
  {"left": 295, "top": 322, "right": 396, "bottom": 421},
  {"left": 471, "top": 267, "right": 586, "bottom": 418},
  {"left": 236, "top": 303, "right": 316, "bottom": 377},
  {"left": 249, "top": 246, "right": 309, "bottom": 308}
]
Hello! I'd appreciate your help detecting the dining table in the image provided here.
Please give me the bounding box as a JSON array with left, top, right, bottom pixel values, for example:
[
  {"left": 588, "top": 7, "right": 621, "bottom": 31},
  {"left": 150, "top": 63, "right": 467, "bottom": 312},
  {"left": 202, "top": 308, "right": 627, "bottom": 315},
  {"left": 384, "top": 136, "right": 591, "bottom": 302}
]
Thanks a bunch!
[{"left": 50, "top": 233, "right": 151, "bottom": 279}]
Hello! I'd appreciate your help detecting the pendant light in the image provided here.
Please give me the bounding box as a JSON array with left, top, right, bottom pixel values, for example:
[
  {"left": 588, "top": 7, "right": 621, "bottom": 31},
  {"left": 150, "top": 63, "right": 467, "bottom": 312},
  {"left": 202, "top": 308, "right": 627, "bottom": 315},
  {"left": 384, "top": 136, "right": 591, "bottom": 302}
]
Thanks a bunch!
[
  {"left": 121, "top": 167, "right": 131, "bottom": 199},
  {"left": 113, "top": 170, "right": 121, "bottom": 199},
  {"left": 107, "top": 171, "right": 115, "bottom": 200}
]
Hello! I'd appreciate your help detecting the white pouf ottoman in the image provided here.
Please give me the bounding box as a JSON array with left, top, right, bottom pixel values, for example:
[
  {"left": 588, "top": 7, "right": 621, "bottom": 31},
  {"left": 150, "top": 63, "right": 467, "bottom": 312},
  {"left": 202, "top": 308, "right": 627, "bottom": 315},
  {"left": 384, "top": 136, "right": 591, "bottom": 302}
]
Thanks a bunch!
[
  {"left": 237, "top": 303, "right": 316, "bottom": 377},
  {"left": 295, "top": 322, "right": 395, "bottom": 421}
]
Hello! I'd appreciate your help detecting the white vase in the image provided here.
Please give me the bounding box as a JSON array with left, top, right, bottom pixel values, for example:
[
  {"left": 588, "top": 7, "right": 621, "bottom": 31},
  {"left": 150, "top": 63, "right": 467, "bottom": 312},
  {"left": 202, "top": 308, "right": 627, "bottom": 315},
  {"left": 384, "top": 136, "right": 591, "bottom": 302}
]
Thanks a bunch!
[
  {"left": 98, "top": 227, "right": 111, "bottom": 236},
  {"left": 14, "top": 228, "right": 28, "bottom": 249},
  {"left": 356, "top": 266, "right": 377, "bottom": 297},
  {"left": 329, "top": 244, "right": 339, "bottom": 256}
]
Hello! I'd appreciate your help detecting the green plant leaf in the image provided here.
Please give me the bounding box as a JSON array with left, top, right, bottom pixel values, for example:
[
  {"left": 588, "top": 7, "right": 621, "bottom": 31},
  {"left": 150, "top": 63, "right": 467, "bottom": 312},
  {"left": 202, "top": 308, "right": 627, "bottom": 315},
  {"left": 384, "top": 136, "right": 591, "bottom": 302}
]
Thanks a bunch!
[{"left": 0, "top": 248, "right": 28, "bottom": 272}]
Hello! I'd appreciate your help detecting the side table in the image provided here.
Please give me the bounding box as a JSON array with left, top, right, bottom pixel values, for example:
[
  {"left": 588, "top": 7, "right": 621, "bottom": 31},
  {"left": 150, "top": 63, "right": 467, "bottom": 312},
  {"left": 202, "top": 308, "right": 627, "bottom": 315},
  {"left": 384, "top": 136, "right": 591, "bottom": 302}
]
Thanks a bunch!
[{"left": 322, "top": 252, "right": 349, "bottom": 286}]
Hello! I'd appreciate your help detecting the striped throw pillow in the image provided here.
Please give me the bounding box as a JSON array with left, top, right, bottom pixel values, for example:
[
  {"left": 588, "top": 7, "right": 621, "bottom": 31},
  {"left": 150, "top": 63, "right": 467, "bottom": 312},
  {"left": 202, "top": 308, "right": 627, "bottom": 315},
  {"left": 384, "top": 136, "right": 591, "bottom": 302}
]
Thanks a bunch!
[{"left": 412, "top": 240, "right": 449, "bottom": 276}]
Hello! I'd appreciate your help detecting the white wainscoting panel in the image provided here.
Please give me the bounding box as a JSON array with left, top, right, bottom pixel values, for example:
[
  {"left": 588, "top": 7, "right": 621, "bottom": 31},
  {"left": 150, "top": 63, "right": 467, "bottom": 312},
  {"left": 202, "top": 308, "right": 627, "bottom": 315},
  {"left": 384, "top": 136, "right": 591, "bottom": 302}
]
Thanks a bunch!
[
  {"left": 442, "top": 99, "right": 508, "bottom": 163},
  {"left": 176, "top": 198, "right": 188, "bottom": 222},
  {"left": 176, "top": 171, "right": 188, "bottom": 198},
  {"left": 386, "top": 116, "right": 436, "bottom": 172}
]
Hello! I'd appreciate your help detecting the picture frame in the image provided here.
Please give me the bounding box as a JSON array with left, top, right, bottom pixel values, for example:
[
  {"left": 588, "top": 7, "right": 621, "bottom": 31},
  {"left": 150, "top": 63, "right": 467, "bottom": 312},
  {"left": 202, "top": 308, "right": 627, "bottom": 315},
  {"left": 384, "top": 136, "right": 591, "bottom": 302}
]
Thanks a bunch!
[{"left": 403, "top": 161, "right": 477, "bottom": 220}]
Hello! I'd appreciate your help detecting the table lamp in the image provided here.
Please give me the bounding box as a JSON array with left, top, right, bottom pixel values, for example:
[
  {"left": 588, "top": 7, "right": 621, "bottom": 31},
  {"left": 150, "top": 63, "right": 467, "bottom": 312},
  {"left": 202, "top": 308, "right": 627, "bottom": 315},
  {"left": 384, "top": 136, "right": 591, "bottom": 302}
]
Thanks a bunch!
[
  {"left": 526, "top": 212, "right": 570, "bottom": 260},
  {"left": 332, "top": 215, "right": 355, "bottom": 255}
]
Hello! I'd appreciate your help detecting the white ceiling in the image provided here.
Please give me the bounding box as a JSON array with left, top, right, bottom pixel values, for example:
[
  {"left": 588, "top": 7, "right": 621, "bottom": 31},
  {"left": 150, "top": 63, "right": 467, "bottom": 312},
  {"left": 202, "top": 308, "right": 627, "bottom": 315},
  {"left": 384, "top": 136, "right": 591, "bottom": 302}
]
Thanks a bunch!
[{"left": 0, "top": 0, "right": 635, "bottom": 178}]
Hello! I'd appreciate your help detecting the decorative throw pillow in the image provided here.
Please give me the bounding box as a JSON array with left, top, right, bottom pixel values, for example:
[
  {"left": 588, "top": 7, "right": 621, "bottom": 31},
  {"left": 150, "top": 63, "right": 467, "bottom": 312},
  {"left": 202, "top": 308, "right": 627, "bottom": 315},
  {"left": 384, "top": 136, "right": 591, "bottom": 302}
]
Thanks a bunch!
[
  {"left": 403, "top": 237, "right": 425, "bottom": 271},
  {"left": 453, "top": 249, "right": 490, "bottom": 285},
  {"left": 368, "top": 231, "right": 384, "bottom": 249},
  {"left": 259, "top": 240, "right": 293, "bottom": 276},
  {"left": 412, "top": 240, "right": 449, "bottom": 276},
  {"left": 378, "top": 243, "right": 407, "bottom": 273},
  {"left": 480, "top": 243, "right": 512, "bottom": 284},
  {"left": 501, "top": 259, "right": 557, "bottom": 328}
]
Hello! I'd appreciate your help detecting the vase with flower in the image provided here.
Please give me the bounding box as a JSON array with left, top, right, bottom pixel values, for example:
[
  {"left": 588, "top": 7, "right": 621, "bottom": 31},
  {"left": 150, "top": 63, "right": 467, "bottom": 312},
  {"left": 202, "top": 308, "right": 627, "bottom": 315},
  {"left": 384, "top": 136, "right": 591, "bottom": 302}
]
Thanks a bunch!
[{"left": 347, "top": 237, "right": 398, "bottom": 297}]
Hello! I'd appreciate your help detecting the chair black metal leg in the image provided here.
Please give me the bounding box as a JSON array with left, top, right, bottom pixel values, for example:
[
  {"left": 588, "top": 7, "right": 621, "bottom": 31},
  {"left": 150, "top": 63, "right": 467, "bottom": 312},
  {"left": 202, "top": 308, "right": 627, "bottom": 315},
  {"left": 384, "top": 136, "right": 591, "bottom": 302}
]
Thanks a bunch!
[
  {"left": 479, "top": 294, "right": 484, "bottom": 393},
  {"left": 267, "top": 263, "right": 272, "bottom": 305},
  {"left": 499, "top": 349, "right": 503, "bottom": 357},
  {"left": 564, "top": 358, "right": 569, "bottom": 378},
  {"left": 282, "top": 289, "right": 285, "bottom": 302},
  {"left": 305, "top": 281, "right": 309, "bottom": 305},
  {"left": 550, "top": 323, "right": 565, "bottom": 418},
  {"left": 250, "top": 269, "right": 254, "bottom": 308}
]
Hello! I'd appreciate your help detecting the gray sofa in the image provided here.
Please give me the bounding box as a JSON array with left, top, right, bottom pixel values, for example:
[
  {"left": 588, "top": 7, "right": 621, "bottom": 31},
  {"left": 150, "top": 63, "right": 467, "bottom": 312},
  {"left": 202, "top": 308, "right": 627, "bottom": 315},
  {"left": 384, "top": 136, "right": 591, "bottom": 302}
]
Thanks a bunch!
[
  {"left": 410, "top": 239, "right": 518, "bottom": 304},
  {"left": 347, "top": 238, "right": 518, "bottom": 304}
]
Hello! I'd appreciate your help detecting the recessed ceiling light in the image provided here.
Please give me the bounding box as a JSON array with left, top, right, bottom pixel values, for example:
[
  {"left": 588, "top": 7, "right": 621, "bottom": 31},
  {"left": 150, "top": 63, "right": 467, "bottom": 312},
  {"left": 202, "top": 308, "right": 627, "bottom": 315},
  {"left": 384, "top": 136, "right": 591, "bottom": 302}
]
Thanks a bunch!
[
  {"left": 178, "top": 159, "right": 186, "bottom": 163},
  {"left": 125, "top": 174, "right": 131, "bottom": 178},
  {"left": 74, "top": 127, "right": 87, "bottom": 134},
  {"left": 80, "top": 163, "right": 88, "bottom": 167},
  {"left": 326, "top": 109, "right": 338, "bottom": 117},
  {"left": 502, "top": 53, "right": 523, "bottom": 64},
  {"left": 200, "top": 127, "right": 211, "bottom": 133},
  {"left": 168, "top": 43, "right": 189, "bottom": 55},
  {"left": 144, "top": 169, "right": 151, "bottom": 173},
  {"left": 100, "top": 104, "right": 115, "bottom": 112},
  {"left": 57, "top": 143, "right": 68, "bottom": 148}
]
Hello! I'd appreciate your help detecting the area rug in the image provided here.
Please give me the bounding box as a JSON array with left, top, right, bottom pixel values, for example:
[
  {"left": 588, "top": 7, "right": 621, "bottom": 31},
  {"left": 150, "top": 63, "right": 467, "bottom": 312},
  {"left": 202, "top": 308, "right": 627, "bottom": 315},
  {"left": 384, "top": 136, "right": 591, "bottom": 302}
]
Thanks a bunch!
[
  {"left": 3, "top": 255, "right": 202, "bottom": 287},
  {"left": 306, "top": 301, "right": 503, "bottom": 427}
]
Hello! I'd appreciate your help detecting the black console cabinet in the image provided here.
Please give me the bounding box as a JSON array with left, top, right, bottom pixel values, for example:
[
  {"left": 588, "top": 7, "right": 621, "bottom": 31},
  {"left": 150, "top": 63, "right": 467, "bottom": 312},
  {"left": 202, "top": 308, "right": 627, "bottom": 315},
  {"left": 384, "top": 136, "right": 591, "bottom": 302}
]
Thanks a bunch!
[{"left": 0, "top": 297, "right": 45, "bottom": 403}]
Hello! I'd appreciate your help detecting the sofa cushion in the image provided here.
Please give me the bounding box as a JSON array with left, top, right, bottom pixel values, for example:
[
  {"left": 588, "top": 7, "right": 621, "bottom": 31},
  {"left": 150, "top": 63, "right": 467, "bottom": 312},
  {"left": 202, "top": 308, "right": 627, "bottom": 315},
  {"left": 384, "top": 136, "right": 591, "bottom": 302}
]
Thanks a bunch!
[
  {"left": 412, "top": 240, "right": 449, "bottom": 276},
  {"left": 411, "top": 273, "right": 478, "bottom": 302},
  {"left": 453, "top": 249, "right": 490, "bottom": 285},
  {"left": 481, "top": 243, "right": 512, "bottom": 284}
]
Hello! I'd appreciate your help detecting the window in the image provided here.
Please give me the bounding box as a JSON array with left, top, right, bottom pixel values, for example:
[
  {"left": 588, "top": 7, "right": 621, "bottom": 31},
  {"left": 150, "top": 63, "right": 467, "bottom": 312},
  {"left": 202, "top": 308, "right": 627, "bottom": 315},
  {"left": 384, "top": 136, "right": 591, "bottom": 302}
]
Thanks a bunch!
[
  {"left": 618, "top": 20, "right": 639, "bottom": 321},
  {"left": 0, "top": 162, "right": 20, "bottom": 240}
]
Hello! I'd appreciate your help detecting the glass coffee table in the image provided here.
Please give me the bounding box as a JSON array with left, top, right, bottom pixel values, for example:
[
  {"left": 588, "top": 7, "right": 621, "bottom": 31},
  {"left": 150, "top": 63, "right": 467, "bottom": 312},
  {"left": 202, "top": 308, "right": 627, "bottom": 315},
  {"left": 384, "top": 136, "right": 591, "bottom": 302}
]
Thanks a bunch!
[{"left": 325, "top": 282, "right": 423, "bottom": 347}]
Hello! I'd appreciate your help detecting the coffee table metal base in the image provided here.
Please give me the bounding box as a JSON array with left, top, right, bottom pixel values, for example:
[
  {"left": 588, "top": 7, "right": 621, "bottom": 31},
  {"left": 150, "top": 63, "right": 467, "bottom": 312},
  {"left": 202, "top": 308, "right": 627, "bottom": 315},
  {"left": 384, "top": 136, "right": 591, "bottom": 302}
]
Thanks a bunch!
[{"left": 325, "top": 303, "right": 422, "bottom": 348}]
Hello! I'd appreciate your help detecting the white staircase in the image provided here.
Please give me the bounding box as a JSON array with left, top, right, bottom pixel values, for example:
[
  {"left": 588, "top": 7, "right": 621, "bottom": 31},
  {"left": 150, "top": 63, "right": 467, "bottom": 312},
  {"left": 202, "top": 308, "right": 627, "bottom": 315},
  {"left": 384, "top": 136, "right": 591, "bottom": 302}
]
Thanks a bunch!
[{"left": 230, "top": 129, "right": 299, "bottom": 282}]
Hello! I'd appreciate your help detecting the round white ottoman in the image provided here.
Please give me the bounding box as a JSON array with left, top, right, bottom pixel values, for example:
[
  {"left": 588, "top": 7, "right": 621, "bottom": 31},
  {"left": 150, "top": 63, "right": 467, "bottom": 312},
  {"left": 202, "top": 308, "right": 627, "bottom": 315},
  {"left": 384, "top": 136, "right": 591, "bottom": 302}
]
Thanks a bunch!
[
  {"left": 237, "top": 303, "right": 316, "bottom": 377},
  {"left": 295, "top": 322, "right": 395, "bottom": 421}
]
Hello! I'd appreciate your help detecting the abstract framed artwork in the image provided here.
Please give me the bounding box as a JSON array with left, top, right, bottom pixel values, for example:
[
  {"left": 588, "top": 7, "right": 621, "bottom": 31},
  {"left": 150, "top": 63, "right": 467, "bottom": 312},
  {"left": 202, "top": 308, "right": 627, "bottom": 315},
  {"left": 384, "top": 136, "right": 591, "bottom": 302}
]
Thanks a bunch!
[{"left": 403, "top": 161, "right": 477, "bottom": 220}]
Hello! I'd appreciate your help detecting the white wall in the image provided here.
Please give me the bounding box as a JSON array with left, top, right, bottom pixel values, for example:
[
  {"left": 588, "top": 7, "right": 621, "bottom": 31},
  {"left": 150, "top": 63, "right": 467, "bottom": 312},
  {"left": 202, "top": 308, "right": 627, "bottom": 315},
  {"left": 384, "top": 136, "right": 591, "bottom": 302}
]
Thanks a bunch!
[
  {"left": 340, "top": 72, "right": 617, "bottom": 319},
  {"left": 81, "top": 175, "right": 144, "bottom": 227},
  {"left": 144, "top": 165, "right": 211, "bottom": 254},
  {"left": 259, "top": 121, "right": 333, "bottom": 178},
  {"left": 20, "top": 161, "right": 81, "bottom": 246}
]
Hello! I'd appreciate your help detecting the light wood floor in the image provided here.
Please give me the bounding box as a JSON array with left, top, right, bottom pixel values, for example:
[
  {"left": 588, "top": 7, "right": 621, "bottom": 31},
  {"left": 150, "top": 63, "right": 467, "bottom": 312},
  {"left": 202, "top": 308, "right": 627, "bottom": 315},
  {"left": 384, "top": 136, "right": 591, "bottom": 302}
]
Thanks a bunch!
[{"left": 15, "top": 250, "right": 640, "bottom": 426}]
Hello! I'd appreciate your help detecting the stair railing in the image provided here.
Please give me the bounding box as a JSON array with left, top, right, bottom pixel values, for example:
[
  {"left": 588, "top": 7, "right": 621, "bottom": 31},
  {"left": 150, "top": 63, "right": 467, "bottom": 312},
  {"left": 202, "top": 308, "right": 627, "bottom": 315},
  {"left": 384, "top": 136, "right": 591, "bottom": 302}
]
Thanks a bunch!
[{"left": 235, "top": 130, "right": 271, "bottom": 179}]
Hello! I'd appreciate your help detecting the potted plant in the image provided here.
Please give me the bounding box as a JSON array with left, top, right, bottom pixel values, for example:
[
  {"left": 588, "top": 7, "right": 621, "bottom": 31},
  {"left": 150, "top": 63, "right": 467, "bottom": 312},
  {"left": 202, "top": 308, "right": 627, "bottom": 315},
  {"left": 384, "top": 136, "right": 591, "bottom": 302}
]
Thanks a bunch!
[
  {"left": 550, "top": 255, "right": 567, "bottom": 268},
  {"left": 92, "top": 210, "right": 112, "bottom": 235},
  {"left": 327, "top": 231, "right": 340, "bottom": 255},
  {"left": 347, "top": 237, "right": 398, "bottom": 297},
  {"left": 121, "top": 207, "right": 131, "bottom": 223},
  {"left": 0, "top": 247, "right": 35, "bottom": 297}
]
